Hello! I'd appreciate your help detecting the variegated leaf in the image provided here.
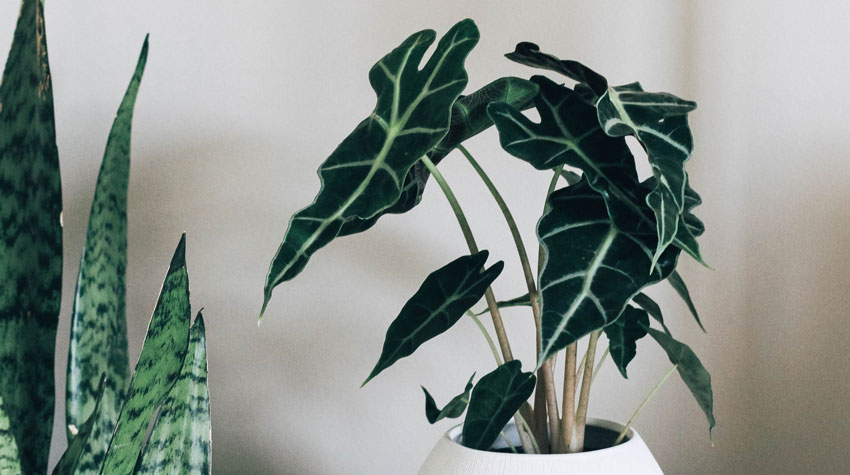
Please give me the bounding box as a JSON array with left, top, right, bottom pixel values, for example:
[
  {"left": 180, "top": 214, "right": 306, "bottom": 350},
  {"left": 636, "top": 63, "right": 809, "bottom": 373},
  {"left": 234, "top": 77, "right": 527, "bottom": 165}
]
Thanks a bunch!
[
  {"left": 136, "top": 313, "right": 211, "bottom": 474},
  {"left": 0, "top": 396, "right": 21, "bottom": 474},
  {"left": 461, "top": 361, "right": 535, "bottom": 450},
  {"left": 603, "top": 306, "right": 648, "bottom": 378},
  {"left": 0, "top": 0, "right": 63, "bottom": 472},
  {"left": 422, "top": 373, "right": 474, "bottom": 424},
  {"left": 65, "top": 36, "right": 148, "bottom": 471},
  {"left": 261, "top": 20, "right": 479, "bottom": 318},
  {"left": 52, "top": 377, "right": 105, "bottom": 475}
]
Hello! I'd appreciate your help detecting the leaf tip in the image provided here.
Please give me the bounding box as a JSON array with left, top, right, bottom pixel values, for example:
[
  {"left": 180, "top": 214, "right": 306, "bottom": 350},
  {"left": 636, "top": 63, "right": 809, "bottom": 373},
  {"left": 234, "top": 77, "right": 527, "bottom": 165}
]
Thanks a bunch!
[{"left": 168, "top": 233, "right": 187, "bottom": 273}]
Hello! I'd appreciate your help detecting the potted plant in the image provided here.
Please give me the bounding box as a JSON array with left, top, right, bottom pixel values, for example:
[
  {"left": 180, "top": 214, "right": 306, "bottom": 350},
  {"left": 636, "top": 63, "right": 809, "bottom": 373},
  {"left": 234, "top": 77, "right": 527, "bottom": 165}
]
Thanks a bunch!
[{"left": 259, "top": 18, "right": 714, "bottom": 473}]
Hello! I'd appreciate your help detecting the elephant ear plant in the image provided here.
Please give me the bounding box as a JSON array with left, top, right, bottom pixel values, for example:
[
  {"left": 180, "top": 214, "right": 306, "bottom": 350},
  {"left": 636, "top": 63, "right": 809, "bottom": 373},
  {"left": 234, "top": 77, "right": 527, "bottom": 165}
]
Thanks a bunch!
[
  {"left": 262, "top": 20, "right": 715, "bottom": 454},
  {"left": 0, "top": 1, "right": 211, "bottom": 473}
]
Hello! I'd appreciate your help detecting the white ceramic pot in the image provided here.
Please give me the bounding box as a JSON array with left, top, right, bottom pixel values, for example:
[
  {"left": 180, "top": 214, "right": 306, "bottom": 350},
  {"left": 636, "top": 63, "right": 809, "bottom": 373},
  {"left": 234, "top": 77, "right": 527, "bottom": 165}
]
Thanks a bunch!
[{"left": 419, "top": 418, "right": 662, "bottom": 475}]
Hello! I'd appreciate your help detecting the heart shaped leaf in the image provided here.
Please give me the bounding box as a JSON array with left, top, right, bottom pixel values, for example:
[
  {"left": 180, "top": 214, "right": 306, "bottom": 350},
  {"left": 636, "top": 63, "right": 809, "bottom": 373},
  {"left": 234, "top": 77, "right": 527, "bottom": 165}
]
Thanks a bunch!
[
  {"left": 261, "top": 20, "right": 479, "bottom": 318},
  {"left": 603, "top": 306, "right": 649, "bottom": 378},
  {"left": 422, "top": 374, "right": 475, "bottom": 424},
  {"left": 461, "top": 360, "right": 535, "bottom": 450},
  {"left": 364, "top": 252, "right": 503, "bottom": 385}
]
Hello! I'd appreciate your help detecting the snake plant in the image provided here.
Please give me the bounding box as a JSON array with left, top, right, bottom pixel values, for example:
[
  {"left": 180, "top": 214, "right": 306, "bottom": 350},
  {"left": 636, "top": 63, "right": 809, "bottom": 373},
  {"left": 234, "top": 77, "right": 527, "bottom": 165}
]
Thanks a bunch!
[
  {"left": 0, "top": 1, "right": 211, "bottom": 473},
  {"left": 262, "top": 19, "right": 714, "bottom": 454}
]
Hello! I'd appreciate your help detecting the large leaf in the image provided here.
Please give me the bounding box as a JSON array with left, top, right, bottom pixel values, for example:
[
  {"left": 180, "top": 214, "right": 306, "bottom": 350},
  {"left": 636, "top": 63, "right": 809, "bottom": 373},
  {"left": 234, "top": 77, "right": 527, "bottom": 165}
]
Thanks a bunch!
[
  {"left": 0, "top": 397, "right": 21, "bottom": 474},
  {"left": 461, "top": 360, "right": 535, "bottom": 450},
  {"left": 261, "top": 20, "right": 479, "bottom": 318},
  {"left": 0, "top": 0, "right": 63, "bottom": 472},
  {"left": 422, "top": 373, "right": 474, "bottom": 424},
  {"left": 363, "top": 252, "right": 503, "bottom": 385},
  {"left": 668, "top": 270, "right": 705, "bottom": 332},
  {"left": 65, "top": 36, "right": 148, "bottom": 470},
  {"left": 504, "top": 42, "right": 608, "bottom": 98},
  {"left": 603, "top": 306, "right": 648, "bottom": 378},
  {"left": 52, "top": 377, "right": 105, "bottom": 475},
  {"left": 101, "top": 235, "right": 192, "bottom": 474},
  {"left": 536, "top": 179, "right": 678, "bottom": 363},
  {"left": 137, "top": 313, "right": 211, "bottom": 474},
  {"left": 338, "top": 77, "right": 539, "bottom": 236},
  {"left": 646, "top": 328, "right": 715, "bottom": 434}
]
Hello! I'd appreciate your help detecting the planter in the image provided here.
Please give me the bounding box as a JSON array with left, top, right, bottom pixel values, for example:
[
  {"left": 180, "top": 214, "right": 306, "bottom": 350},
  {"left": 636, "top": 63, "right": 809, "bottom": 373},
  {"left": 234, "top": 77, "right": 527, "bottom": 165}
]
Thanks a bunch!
[{"left": 419, "top": 418, "right": 662, "bottom": 475}]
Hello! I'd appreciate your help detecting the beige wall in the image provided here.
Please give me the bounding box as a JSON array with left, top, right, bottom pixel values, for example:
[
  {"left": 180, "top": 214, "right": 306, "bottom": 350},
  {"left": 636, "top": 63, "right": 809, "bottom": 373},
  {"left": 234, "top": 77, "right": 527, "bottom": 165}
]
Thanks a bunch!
[{"left": 1, "top": 0, "right": 847, "bottom": 473}]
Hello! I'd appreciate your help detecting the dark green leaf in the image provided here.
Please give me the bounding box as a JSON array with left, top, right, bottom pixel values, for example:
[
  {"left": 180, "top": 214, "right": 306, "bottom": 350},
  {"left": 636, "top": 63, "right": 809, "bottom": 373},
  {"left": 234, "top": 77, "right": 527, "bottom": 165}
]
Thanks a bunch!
[
  {"left": 461, "top": 361, "right": 535, "bottom": 450},
  {"left": 505, "top": 42, "right": 608, "bottom": 97},
  {"left": 632, "top": 293, "right": 670, "bottom": 335},
  {"left": 0, "top": 397, "right": 21, "bottom": 474},
  {"left": 363, "top": 252, "right": 503, "bottom": 385},
  {"left": 474, "top": 293, "right": 531, "bottom": 316},
  {"left": 646, "top": 328, "right": 715, "bottom": 434},
  {"left": 603, "top": 306, "right": 648, "bottom": 378},
  {"left": 101, "top": 235, "right": 192, "bottom": 474},
  {"left": 261, "top": 20, "right": 479, "bottom": 318},
  {"left": 52, "top": 377, "right": 105, "bottom": 475},
  {"left": 537, "top": 179, "right": 678, "bottom": 363},
  {"left": 137, "top": 313, "right": 211, "bottom": 474},
  {"left": 65, "top": 36, "right": 148, "bottom": 470},
  {"left": 668, "top": 271, "right": 705, "bottom": 332},
  {"left": 0, "top": 0, "right": 63, "bottom": 472},
  {"left": 422, "top": 373, "right": 474, "bottom": 424}
]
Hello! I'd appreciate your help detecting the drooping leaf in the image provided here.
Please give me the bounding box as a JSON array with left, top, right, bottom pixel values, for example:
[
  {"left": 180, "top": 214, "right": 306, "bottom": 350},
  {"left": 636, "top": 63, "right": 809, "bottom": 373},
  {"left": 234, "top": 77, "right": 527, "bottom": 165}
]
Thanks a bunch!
[
  {"left": 461, "top": 361, "right": 535, "bottom": 450},
  {"left": 137, "top": 313, "right": 211, "bottom": 474},
  {"left": 363, "top": 252, "right": 503, "bottom": 385},
  {"left": 0, "top": 0, "right": 63, "bottom": 472},
  {"left": 632, "top": 292, "right": 670, "bottom": 335},
  {"left": 646, "top": 328, "right": 715, "bottom": 434},
  {"left": 667, "top": 271, "right": 705, "bottom": 332},
  {"left": 0, "top": 397, "right": 21, "bottom": 474},
  {"left": 474, "top": 293, "right": 531, "bottom": 316},
  {"left": 603, "top": 306, "right": 649, "bottom": 378},
  {"left": 261, "top": 20, "right": 480, "bottom": 318},
  {"left": 52, "top": 376, "right": 105, "bottom": 475},
  {"left": 422, "top": 373, "right": 474, "bottom": 424},
  {"left": 65, "top": 36, "right": 148, "bottom": 470},
  {"left": 101, "top": 235, "right": 192, "bottom": 474},
  {"left": 536, "top": 179, "right": 678, "bottom": 363},
  {"left": 597, "top": 82, "right": 700, "bottom": 267},
  {"left": 505, "top": 42, "right": 608, "bottom": 97}
]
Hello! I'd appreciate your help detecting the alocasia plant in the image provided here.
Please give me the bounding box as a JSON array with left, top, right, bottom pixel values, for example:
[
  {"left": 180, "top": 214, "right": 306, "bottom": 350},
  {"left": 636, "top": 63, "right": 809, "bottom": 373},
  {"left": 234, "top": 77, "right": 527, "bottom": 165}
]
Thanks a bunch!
[{"left": 262, "top": 19, "right": 714, "bottom": 455}]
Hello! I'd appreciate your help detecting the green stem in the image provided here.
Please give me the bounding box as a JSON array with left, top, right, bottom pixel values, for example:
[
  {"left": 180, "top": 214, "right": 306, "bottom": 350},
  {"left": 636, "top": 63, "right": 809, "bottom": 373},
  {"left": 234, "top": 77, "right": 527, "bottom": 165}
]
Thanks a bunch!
[
  {"left": 591, "top": 346, "right": 610, "bottom": 384},
  {"left": 499, "top": 431, "right": 519, "bottom": 454},
  {"left": 467, "top": 311, "right": 503, "bottom": 366},
  {"left": 615, "top": 364, "right": 678, "bottom": 445}
]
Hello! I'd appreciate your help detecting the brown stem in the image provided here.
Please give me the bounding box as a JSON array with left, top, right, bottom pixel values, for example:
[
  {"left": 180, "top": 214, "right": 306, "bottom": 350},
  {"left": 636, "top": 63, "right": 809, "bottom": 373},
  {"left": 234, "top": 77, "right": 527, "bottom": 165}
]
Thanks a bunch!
[
  {"left": 558, "top": 343, "right": 577, "bottom": 453},
  {"left": 571, "top": 331, "right": 601, "bottom": 452},
  {"left": 532, "top": 380, "right": 551, "bottom": 453}
]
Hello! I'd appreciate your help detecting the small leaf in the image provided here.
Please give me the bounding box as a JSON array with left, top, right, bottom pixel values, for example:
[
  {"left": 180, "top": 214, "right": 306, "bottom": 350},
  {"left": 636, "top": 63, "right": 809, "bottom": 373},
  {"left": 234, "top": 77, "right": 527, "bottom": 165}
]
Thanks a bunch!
[
  {"left": 603, "top": 306, "right": 649, "bottom": 378},
  {"left": 668, "top": 271, "right": 705, "bottom": 332},
  {"left": 646, "top": 328, "right": 715, "bottom": 434},
  {"left": 0, "top": 397, "right": 21, "bottom": 474},
  {"left": 632, "top": 293, "right": 670, "bottom": 335},
  {"left": 363, "top": 252, "right": 503, "bottom": 385},
  {"left": 461, "top": 361, "right": 535, "bottom": 450},
  {"left": 101, "top": 235, "right": 192, "bottom": 474},
  {"left": 474, "top": 293, "right": 531, "bottom": 316},
  {"left": 137, "top": 313, "right": 211, "bottom": 474},
  {"left": 505, "top": 42, "right": 608, "bottom": 97},
  {"left": 52, "top": 377, "right": 106, "bottom": 475},
  {"left": 422, "top": 374, "right": 475, "bottom": 424}
]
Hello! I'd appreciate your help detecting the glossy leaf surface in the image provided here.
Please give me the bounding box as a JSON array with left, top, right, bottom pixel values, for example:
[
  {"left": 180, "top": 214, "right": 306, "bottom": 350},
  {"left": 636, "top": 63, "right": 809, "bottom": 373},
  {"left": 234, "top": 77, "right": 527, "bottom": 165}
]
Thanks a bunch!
[
  {"left": 137, "top": 313, "right": 211, "bottom": 474},
  {"left": 461, "top": 361, "right": 535, "bottom": 450},
  {"left": 101, "top": 236, "right": 192, "bottom": 474},
  {"left": 603, "top": 306, "right": 648, "bottom": 378},
  {"left": 52, "top": 377, "right": 105, "bottom": 475},
  {"left": 646, "top": 328, "right": 715, "bottom": 434},
  {"left": 668, "top": 271, "right": 705, "bottom": 332},
  {"left": 65, "top": 37, "right": 148, "bottom": 470},
  {"left": 0, "top": 397, "right": 21, "bottom": 474},
  {"left": 0, "top": 0, "right": 63, "bottom": 472},
  {"left": 423, "top": 374, "right": 474, "bottom": 424},
  {"left": 364, "top": 252, "right": 503, "bottom": 385},
  {"left": 262, "top": 20, "right": 479, "bottom": 318}
]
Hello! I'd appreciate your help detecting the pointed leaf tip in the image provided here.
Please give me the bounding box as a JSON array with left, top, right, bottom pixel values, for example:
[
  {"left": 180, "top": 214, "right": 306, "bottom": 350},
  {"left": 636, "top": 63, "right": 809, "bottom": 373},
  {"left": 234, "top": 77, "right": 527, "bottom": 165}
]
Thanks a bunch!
[{"left": 168, "top": 234, "right": 187, "bottom": 273}]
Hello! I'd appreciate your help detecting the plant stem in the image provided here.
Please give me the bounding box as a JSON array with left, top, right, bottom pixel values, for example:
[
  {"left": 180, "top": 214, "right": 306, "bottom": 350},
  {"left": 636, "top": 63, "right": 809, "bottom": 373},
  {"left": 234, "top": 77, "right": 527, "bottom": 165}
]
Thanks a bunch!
[
  {"left": 467, "top": 311, "right": 503, "bottom": 366},
  {"left": 499, "top": 431, "right": 519, "bottom": 454},
  {"left": 592, "top": 346, "right": 610, "bottom": 384},
  {"left": 514, "top": 411, "right": 541, "bottom": 455},
  {"left": 458, "top": 145, "right": 560, "bottom": 447},
  {"left": 614, "top": 364, "right": 678, "bottom": 445},
  {"left": 570, "top": 330, "right": 601, "bottom": 452},
  {"left": 558, "top": 343, "right": 577, "bottom": 453}
]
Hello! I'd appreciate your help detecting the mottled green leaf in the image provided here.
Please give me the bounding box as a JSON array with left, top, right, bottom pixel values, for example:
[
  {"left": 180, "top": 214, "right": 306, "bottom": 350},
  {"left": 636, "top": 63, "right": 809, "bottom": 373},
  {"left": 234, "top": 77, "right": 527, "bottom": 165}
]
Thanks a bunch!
[
  {"left": 137, "top": 313, "right": 211, "bottom": 474},
  {"left": 603, "top": 306, "right": 648, "bottom": 378},
  {"left": 536, "top": 179, "right": 678, "bottom": 363},
  {"left": 364, "top": 252, "right": 503, "bottom": 385},
  {"left": 668, "top": 271, "right": 705, "bottom": 332},
  {"left": 646, "top": 328, "right": 715, "bottom": 434},
  {"left": 461, "top": 361, "right": 535, "bottom": 450},
  {"left": 422, "top": 373, "right": 474, "bottom": 424},
  {"left": 0, "top": 396, "right": 21, "bottom": 474},
  {"left": 632, "top": 292, "right": 670, "bottom": 335},
  {"left": 65, "top": 36, "right": 148, "bottom": 471},
  {"left": 0, "top": 0, "right": 63, "bottom": 472},
  {"left": 101, "top": 235, "right": 192, "bottom": 474},
  {"left": 505, "top": 42, "right": 608, "bottom": 97},
  {"left": 52, "top": 377, "right": 105, "bottom": 475},
  {"left": 261, "top": 20, "right": 479, "bottom": 318}
]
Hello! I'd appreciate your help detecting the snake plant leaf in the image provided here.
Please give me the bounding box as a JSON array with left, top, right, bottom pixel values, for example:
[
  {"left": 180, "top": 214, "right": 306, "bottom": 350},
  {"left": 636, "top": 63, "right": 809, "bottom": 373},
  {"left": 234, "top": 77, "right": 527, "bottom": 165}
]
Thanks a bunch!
[
  {"left": 65, "top": 36, "right": 148, "bottom": 470},
  {"left": 0, "top": 397, "right": 21, "bottom": 474},
  {"left": 646, "top": 328, "right": 715, "bottom": 434},
  {"left": 363, "top": 252, "right": 503, "bottom": 385},
  {"left": 473, "top": 293, "right": 532, "bottom": 316},
  {"left": 261, "top": 20, "right": 479, "bottom": 318},
  {"left": 505, "top": 42, "right": 608, "bottom": 98},
  {"left": 632, "top": 292, "right": 670, "bottom": 335},
  {"left": 461, "top": 360, "right": 535, "bottom": 450},
  {"left": 597, "top": 82, "right": 700, "bottom": 267},
  {"left": 0, "top": 0, "right": 63, "bottom": 472},
  {"left": 603, "top": 306, "right": 649, "bottom": 378},
  {"left": 101, "top": 235, "right": 192, "bottom": 474},
  {"left": 668, "top": 271, "right": 705, "bottom": 332},
  {"left": 537, "top": 179, "right": 679, "bottom": 364},
  {"left": 52, "top": 376, "right": 106, "bottom": 475},
  {"left": 422, "top": 373, "right": 475, "bottom": 424},
  {"left": 137, "top": 313, "right": 211, "bottom": 474}
]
